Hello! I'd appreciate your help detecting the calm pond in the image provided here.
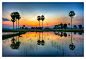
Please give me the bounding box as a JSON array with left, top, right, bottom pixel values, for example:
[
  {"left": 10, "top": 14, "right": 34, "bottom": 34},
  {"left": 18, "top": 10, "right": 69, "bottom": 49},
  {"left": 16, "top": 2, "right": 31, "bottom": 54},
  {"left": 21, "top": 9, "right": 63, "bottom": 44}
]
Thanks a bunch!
[{"left": 2, "top": 32, "right": 84, "bottom": 57}]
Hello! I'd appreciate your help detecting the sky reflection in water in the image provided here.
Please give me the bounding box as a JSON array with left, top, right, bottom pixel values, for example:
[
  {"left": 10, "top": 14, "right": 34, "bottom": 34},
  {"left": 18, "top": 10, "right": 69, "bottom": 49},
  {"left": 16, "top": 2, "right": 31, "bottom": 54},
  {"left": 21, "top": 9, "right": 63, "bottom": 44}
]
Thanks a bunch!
[{"left": 2, "top": 32, "right": 84, "bottom": 57}]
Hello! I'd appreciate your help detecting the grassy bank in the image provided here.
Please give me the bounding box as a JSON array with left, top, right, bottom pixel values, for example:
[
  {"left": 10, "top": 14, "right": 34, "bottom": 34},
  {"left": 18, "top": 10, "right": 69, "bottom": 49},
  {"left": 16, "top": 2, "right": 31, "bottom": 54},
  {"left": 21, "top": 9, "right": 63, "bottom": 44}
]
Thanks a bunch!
[
  {"left": 2, "top": 31, "right": 26, "bottom": 40},
  {"left": 2, "top": 29, "right": 84, "bottom": 33}
]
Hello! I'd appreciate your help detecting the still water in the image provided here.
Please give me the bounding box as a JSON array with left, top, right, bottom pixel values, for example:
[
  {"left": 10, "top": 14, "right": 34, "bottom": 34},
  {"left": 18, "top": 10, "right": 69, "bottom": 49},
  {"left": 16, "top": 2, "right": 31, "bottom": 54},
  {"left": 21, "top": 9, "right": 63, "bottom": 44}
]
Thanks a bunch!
[
  {"left": 2, "top": 32, "right": 19, "bottom": 35},
  {"left": 2, "top": 32, "right": 84, "bottom": 57}
]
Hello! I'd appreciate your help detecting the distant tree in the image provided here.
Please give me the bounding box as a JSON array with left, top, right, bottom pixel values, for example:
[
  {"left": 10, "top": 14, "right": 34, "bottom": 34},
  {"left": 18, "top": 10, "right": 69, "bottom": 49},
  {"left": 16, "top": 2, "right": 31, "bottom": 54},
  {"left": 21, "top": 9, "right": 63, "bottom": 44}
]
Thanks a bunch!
[
  {"left": 54, "top": 25, "right": 58, "bottom": 29},
  {"left": 23, "top": 25, "right": 25, "bottom": 27},
  {"left": 69, "top": 11, "right": 75, "bottom": 29},
  {"left": 78, "top": 24, "right": 82, "bottom": 29},
  {"left": 60, "top": 23, "right": 63, "bottom": 29},
  {"left": 31, "top": 27, "right": 34, "bottom": 29},
  {"left": 73, "top": 25, "right": 77, "bottom": 29},
  {"left": 22, "top": 27, "right": 24, "bottom": 29},
  {"left": 41, "top": 15, "right": 45, "bottom": 28},
  {"left": 36, "top": 27, "right": 38, "bottom": 29},
  {"left": 68, "top": 23, "right": 70, "bottom": 25},
  {"left": 20, "top": 27, "right": 21, "bottom": 29},
  {"left": 64, "top": 23, "right": 67, "bottom": 29},
  {"left": 25, "top": 27, "right": 28, "bottom": 29}
]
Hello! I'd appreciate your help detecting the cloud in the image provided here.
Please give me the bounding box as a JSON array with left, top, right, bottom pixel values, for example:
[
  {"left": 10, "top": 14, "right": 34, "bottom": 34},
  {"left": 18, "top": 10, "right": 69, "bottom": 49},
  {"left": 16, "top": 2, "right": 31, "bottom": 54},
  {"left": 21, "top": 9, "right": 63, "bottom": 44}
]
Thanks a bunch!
[{"left": 2, "top": 18, "right": 11, "bottom": 21}]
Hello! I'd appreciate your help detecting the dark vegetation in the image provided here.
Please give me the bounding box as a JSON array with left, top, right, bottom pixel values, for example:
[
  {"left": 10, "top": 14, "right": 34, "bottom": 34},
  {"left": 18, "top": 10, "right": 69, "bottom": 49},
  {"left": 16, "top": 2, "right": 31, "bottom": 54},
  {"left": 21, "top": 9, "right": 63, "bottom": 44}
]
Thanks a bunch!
[{"left": 2, "top": 31, "right": 26, "bottom": 40}]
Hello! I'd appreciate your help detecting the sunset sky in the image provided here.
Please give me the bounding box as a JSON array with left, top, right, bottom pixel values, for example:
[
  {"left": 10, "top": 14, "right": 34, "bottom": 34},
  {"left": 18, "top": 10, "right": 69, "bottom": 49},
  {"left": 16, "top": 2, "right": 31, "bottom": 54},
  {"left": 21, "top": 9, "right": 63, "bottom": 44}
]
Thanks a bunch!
[{"left": 2, "top": 2, "right": 84, "bottom": 29}]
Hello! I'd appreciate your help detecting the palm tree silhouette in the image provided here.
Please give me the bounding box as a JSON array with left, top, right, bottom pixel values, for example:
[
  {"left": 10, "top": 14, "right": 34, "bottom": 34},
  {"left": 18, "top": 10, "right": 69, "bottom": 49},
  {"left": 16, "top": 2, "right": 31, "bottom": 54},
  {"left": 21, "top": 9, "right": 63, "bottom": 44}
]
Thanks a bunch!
[
  {"left": 41, "top": 15, "right": 45, "bottom": 28},
  {"left": 78, "top": 24, "right": 82, "bottom": 29},
  {"left": 37, "top": 32, "right": 45, "bottom": 45},
  {"left": 15, "top": 12, "right": 20, "bottom": 30},
  {"left": 10, "top": 12, "right": 16, "bottom": 29},
  {"left": 60, "top": 23, "right": 63, "bottom": 29},
  {"left": 64, "top": 23, "right": 67, "bottom": 29},
  {"left": 37, "top": 32, "right": 40, "bottom": 45},
  {"left": 69, "top": 11, "right": 75, "bottom": 29},
  {"left": 16, "top": 15, "right": 21, "bottom": 29},
  {"left": 11, "top": 19, "right": 16, "bottom": 29},
  {"left": 73, "top": 25, "right": 77, "bottom": 29},
  {"left": 10, "top": 12, "right": 20, "bottom": 30},
  {"left": 37, "top": 16, "right": 41, "bottom": 28},
  {"left": 10, "top": 36, "right": 21, "bottom": 49},
  {"left": 69, "top": 32, "right": 75, "bottom": 50},
  {"left": 64, "top": 33, "right": 67, "bottom": 37},
  {"left": 10, "top": 37, "right": 16, "bottom": 49}
]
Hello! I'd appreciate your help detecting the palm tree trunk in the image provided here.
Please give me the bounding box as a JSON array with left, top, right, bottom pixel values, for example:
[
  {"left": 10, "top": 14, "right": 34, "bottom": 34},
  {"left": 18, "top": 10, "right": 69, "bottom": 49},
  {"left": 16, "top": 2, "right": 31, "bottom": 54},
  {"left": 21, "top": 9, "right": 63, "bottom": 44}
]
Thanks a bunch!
[
  {"left": 16, "top": 36, "right": 17, "bottom": 43},
  {"left": 71, "top": 32, "right": 72, "bottom": 43},
  {"left": 39, "top": 21, "right": 40, "bottom": 27},
  {"left": 42, "top": 21, "right": 43, "bottom": 28},
  {"left": 18, "top": 36, "right": 19, "bottom": 42},
  {"left": 39, "top": 32, "right": 40, "bottom": 40},
  {"left": 16, "top": 19, "right": 17, "bottom": 30},
  {"left": 71, "top": 17, "right": 72, "bottom": 29},
  {"left": 18, "top": 20, "right": 19, "bottom": 29},
  {"left": 42, "top": 32, "right": 43, "bottom": 40},
  {"left": 13, "top": 22, "right": 14, "bottom": 29}
]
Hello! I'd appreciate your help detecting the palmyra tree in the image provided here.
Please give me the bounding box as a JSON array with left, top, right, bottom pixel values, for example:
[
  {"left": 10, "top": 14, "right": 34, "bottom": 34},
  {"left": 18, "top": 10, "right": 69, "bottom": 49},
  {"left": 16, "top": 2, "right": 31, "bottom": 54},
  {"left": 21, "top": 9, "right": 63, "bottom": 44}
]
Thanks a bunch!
[
  {"left": 37, "top": 16, "right": 41, "bottom": 27},
  {"left": 69, "top": 11, "right": 75, "bottom": 29},
  {"left": 10, "top": 12, "right": 20, "bottom": 29},
  {"left": 10, "top": 12, "right": 16, "bottom": 29},
  {"left": 16, "top": 14, "right": 21, "bottom": 29},
  {"left": 41, "top": 15, "right": 45, "bottom": 28}
]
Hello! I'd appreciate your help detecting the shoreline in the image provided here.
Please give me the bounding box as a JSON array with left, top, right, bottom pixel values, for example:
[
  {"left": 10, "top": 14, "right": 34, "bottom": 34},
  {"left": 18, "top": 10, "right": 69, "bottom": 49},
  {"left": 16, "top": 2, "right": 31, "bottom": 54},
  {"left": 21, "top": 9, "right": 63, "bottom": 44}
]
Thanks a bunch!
[
  {"left": 2, "top": 29, "right": 84, "bottom": 32},
  {"left": 2, "top": 31, "right": 26, "bottom": 40}
]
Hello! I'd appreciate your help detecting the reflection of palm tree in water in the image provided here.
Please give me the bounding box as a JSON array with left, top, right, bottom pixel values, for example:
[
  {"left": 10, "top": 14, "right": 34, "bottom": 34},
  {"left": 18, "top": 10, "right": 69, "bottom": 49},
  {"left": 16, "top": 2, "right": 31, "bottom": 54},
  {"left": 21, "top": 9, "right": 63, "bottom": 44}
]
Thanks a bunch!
[
  {"left": 60, "top": 32, "right": 63, "bottom": 37},
  {"left": 10, "top": 36, "right": 16, "bottom": 49},
  {"left": 54, "top": 32, "right": 67, "bottom": 37},
  {"left": 10, "top": 33, "right": 21, "bottom": 49},
  {"left": 64, "top": 33, "right": 67, "bottom": 37},
  {"left": 16, "top": 36, "right": 21, "bottom": 49},
  {"left": 69, "top": 32, "right": 75, "bottom": 50},
  {"left": 37, "top": 32, "right": 45, "bottom": 46}
]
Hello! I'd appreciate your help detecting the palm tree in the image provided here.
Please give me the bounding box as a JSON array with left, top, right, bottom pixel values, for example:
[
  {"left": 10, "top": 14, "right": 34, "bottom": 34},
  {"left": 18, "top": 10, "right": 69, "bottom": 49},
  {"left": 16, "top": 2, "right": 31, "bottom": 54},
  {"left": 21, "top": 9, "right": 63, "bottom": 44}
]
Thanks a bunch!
[
  {"left": 69, "top": 11, "right": 75, "bottom": 29},
  {"left": 37, "top": 16, "right": 41, "bottom": 28},
  {"left": 60, "top": 23, "right": 63, "bottom": 29},
  {"left": 64, "top": 23, "right": 67, "bottom": 29},
  {"left": 41, "top": 15, "right": 45, "bottom": 28},
  {"left": 10, "top": 12, "right": 16, "bottom": 29},
  {"left": 10, "top": 12, "right": 20, "bottom": 30},
  {"left": 14, "top": 12, "right": 20, "bottom": 30},
  {"left": 16, "top": 15, "right": 21, "bottom": 29},
  {"left": 73, "top": 25, "right": 77, "bottom": 29},
  {"left": 64, "top": 33, "right": 67, "bottom": 37},
  {"left": 78, "top": 24, "right": 82, "bottom": 29}
]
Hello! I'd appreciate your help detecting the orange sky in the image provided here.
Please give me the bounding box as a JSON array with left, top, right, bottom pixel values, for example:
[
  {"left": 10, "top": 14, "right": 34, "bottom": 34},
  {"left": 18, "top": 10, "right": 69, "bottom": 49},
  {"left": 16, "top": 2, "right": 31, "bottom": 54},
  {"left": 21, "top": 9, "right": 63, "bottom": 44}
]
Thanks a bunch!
[{"left": 2, "top": 2, "right": 84, "bottom": 28}]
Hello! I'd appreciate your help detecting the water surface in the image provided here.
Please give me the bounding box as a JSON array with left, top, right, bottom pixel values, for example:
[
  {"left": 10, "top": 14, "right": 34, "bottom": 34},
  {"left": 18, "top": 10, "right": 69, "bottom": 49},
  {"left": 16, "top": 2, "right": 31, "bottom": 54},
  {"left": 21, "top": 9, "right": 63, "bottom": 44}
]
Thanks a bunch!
[{"left": 2, "top": 32, "right": 84, "bottom": 57}]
